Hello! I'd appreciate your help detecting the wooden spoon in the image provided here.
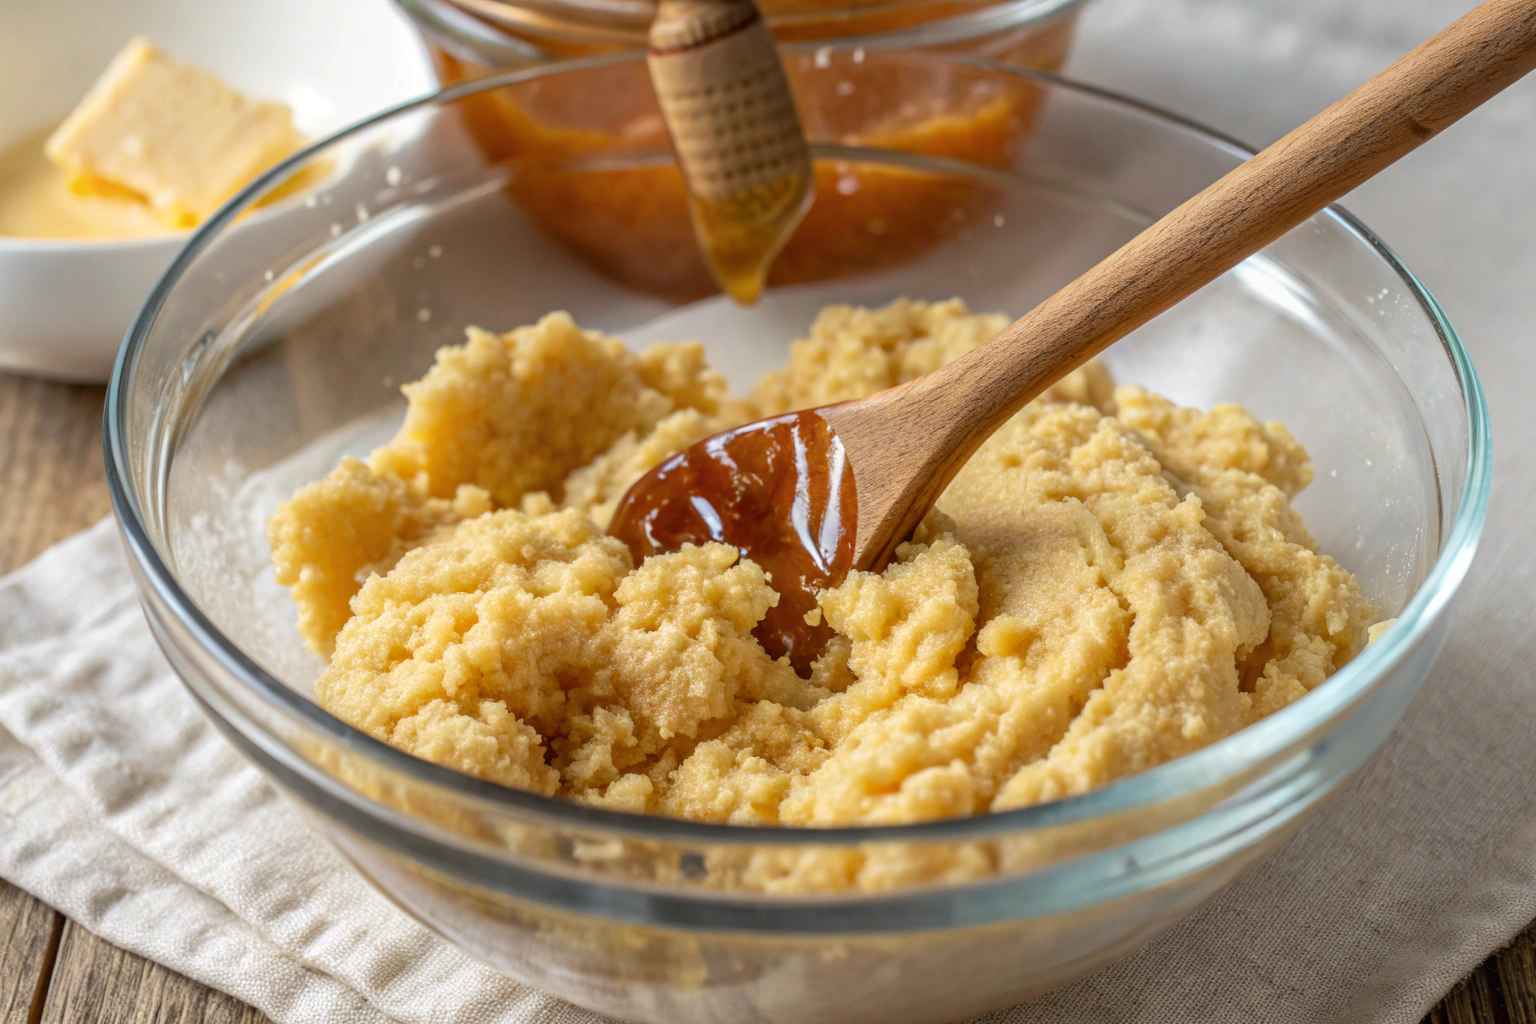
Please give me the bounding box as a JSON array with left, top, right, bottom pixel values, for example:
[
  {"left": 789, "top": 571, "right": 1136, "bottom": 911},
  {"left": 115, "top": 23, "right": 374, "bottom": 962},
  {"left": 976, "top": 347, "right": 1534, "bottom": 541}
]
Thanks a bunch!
[{"left": 611, "top": 0, "right": 1536, "bottom": 670}]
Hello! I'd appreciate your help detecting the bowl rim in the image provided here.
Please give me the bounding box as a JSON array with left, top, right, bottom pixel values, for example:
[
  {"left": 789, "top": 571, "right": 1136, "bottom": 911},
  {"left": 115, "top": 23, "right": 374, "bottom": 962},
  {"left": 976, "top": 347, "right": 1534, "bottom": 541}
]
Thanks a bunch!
[
  {"left": 105, "top": 48, "right": 1491, "bottom": 850},
  {"left": 0, "top": 229, "right": 189, "bottom": 255},
  {"left": 397, "top": 0, "right": 1086, "bottom": 58}
]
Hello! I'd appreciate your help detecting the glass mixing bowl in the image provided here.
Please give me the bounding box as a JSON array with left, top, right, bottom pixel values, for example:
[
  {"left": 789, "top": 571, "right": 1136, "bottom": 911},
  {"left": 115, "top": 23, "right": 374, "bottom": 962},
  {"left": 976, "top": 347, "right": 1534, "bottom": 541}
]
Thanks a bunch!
[{"left": 105, "top": 48, "right": 1488, "bottom": 1024}]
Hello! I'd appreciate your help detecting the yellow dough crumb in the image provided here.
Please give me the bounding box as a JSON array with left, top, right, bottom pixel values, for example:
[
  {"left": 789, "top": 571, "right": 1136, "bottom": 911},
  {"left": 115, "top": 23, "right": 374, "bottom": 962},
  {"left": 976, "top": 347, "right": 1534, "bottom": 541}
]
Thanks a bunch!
[{"left": 272, "top": 299, "right": 1375, "bottom": 846}]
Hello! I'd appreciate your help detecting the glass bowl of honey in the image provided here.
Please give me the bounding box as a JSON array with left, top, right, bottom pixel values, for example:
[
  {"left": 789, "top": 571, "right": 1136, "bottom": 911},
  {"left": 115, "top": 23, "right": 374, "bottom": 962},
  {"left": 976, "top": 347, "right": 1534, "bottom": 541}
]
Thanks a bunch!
[
  {"left": 397, "top": 0, "right": 1084, "bottom": 300},
  {"left": 403, "top": 39, "right": 1076, "bottom": 302}
]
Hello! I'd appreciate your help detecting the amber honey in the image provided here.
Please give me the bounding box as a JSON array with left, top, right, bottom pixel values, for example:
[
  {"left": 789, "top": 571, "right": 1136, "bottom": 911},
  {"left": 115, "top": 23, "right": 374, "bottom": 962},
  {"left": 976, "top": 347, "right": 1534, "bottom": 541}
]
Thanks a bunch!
[
  {"left": 689, "top": 175, "right": 813, "bottom": 303},
  {"left": 429, "top": 9, "right": 1074, "bottom": 299}
]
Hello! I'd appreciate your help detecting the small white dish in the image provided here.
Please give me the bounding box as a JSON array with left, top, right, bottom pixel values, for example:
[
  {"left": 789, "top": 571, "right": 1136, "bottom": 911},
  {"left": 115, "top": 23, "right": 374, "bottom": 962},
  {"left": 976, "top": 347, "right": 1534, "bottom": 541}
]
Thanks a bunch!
[{"left": 0, "top": 0, "right": 438, "bottom": 382}]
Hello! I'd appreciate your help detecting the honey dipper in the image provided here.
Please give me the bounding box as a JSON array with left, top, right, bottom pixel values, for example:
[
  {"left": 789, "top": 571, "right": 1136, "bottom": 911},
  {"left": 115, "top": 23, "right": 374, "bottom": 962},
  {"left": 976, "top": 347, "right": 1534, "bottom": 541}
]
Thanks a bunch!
[
  {"left": 621, "top": 0, "right": 1536, "bottom": 670},
  {"left": 647, "top": 0, "right": 812, "bottom": 304}
]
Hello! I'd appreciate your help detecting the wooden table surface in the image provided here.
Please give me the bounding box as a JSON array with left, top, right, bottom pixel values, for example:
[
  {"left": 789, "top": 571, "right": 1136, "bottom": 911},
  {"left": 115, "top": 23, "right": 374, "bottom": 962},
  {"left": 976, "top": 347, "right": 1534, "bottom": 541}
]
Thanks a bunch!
[{"left": 0, "top": 368, "right": 1532, "bottom": 1024}]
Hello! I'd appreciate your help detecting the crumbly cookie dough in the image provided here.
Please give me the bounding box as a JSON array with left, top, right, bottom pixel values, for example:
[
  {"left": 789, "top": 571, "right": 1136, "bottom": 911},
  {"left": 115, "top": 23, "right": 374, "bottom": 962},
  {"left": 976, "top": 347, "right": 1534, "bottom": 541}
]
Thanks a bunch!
[{"left": 271, "top": 299, "right": 1374, "bottom": 827}]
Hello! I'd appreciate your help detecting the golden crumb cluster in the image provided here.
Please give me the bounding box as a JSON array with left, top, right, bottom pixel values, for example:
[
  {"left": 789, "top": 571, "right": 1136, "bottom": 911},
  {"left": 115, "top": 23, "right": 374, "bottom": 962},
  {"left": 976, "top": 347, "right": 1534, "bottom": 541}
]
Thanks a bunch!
[{"left": 271, "top": 300, "right": 1373, "bottom": 831}]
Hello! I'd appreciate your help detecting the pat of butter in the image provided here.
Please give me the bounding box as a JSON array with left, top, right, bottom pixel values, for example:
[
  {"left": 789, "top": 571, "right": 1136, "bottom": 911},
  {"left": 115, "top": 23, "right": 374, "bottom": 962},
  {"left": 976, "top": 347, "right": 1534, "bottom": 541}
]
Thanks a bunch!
[{"left": 45, "top": 38, "right": 303, "bottom": 227}]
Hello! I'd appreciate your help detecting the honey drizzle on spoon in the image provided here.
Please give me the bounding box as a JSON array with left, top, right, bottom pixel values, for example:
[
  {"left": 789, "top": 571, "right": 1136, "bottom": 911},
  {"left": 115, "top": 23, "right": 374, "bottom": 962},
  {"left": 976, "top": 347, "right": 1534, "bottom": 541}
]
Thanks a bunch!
[{"left": 608, "top": 411, "right": 856, "bottom": 672}]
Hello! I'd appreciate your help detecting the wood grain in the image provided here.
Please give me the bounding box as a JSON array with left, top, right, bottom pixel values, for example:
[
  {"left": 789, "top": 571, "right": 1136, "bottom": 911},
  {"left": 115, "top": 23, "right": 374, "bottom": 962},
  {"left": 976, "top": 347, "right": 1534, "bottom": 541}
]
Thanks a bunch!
[
  {"left": 1497, "top": 924, "right": 1536, "bottom": 1024},
  {"left": 1429, "top": 921, "right": 1536, "bottom": 1024},
  {"left": 39, "top": 925, "right": 266, "bottom": 1024},
  {"left": 0, "top": 883, "right": 61, "bottom": 1024},
  {"left": 822, "top": 0, "right": 1536, "bottom": 571},
  {"left": 0, "top": 373, "right": 106, "bottom": 1024},
  {"left": 0, "top": 377, "right": 112, "bottom": 570}
]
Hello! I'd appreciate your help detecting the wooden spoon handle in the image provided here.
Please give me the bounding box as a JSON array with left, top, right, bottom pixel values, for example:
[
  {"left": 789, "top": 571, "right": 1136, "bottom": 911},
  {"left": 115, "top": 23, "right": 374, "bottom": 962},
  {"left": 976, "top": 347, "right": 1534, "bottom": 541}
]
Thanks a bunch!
[
  {"left": 828, "top": 0, "right": 1536, "bottom": 570},
  {"left": 924, "top": 0, "right": 1536, "bottom": 440}
]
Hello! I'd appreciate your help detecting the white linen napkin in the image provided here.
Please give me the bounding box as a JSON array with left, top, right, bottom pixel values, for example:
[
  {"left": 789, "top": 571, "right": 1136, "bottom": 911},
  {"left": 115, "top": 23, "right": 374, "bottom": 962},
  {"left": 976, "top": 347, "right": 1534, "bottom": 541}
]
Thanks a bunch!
[{"left": 4, "top": 1, "right": 1536, "bottom": 1022}]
